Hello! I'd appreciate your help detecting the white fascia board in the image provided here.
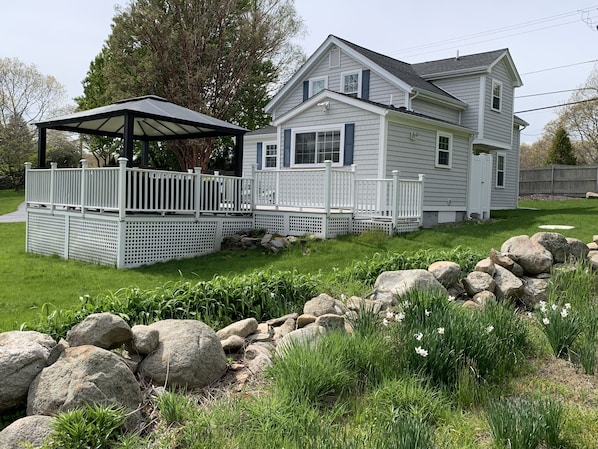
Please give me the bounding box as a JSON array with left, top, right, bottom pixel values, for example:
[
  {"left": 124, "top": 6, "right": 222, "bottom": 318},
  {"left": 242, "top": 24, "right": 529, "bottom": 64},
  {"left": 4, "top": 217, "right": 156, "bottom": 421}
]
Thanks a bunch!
[
  {"left": 488, "top": 50, "right": 523, "bottom": 87},
  {"left": 473, "top": 137, "right": 513, "bottom": 151},
  {"left": 271, "top": 90, "right": 387, "bottom": 127},
  {"left": 412, "top": 89, "right": 467, "bottom": 110},
  {"left": 386, "top": 110, "right": 474, "bottom": 137},
  {"left": 419, "top": 66, "right": 490, "bottom": 80}
]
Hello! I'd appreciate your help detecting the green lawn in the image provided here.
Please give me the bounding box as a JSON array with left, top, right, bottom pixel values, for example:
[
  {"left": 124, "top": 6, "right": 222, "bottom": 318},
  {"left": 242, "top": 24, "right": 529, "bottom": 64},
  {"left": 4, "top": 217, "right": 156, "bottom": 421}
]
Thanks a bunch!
[{"left": 1, "top": 192, "right": 596, "bottom": 331}]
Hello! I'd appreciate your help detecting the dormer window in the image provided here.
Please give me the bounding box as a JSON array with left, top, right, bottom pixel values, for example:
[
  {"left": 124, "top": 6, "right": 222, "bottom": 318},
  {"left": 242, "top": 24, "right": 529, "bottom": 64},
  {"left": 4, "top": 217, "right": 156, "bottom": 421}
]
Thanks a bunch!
[
  {"left": 342, "top": 72, "right": 360, "bottom": 97},
  {"left": 309, "top": 76, "right": 328, "bottom": 97},
  {"left": 491, "top": 80, "right": 502, "bottom": 112}
]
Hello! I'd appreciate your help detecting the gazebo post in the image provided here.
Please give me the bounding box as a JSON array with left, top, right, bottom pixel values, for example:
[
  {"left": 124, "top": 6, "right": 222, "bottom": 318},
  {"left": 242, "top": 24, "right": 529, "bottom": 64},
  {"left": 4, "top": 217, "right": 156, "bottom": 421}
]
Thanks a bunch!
[
  {"left": 234, "top": 134, "right": 244, "bottom": 177},
  {"left": 37, "top": 127, "right": 47, "bottom": 168},
  {"left": 123, "top": 112, "right": 134, "bottom": 166},
  {"left": 141, "top": 140, "right": 150, "bottom": 167}
]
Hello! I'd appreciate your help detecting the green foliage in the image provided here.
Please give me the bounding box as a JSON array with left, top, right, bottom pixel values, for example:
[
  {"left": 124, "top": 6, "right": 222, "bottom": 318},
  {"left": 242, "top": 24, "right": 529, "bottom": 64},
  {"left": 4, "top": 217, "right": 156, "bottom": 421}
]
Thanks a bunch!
[
  {"left": 155, "top": 390, "right": 196, "bottom": 426},
  {"left": 486, "top": 397, "right": 564, "bottom": 449},
  {"left": 390, "top": 290, "right": 528, "bottom": 390},
  {"left": 40, "top": 403, "right": 127, "bottom": 449},
  {"left": 0, "top": 113, "right": 35, "bottom": 188},
  {"left": 536, "top": 301, "right": 581, "bottom": 359},
  {"left": 546, "top": 125, "right": 577, "bottom": 165}
]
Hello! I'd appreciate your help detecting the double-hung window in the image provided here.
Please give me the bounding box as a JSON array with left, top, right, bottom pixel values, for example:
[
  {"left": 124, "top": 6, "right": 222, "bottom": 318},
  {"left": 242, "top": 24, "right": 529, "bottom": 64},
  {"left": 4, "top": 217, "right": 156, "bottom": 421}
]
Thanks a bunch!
[
  {"left": 496, "top": 152, "right": 506, "bottom": 188},
  {"left": 342, "top": 72, "right": 360, "bottom": 97},
  {"left": 293, "top": 127, "right": 342, "bottom": 165},
  {"left": 491, "top": 80, "right": 502, "bottom": 112},
  {"left": 309, "top": 76, "right": 327, "bottom": 97},
  {"left": 264, "top": 143, "right": 278, "bottom": 169},
  {"left": 435, "top": 132, "right": 452, "bottom": 168}
]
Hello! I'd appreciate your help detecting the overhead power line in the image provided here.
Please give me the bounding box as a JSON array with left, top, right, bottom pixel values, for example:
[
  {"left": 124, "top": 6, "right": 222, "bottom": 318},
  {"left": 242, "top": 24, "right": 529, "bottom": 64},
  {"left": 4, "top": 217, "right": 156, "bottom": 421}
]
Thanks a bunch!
[
  {"left": 521, "top": 59, "right": 598, "bottom": 76},
  {"left": 516, "top": 87, "right": 597, "bottom": 98},
  {"left": 515, "top": 97, "right": 598, "bottom": 113}
]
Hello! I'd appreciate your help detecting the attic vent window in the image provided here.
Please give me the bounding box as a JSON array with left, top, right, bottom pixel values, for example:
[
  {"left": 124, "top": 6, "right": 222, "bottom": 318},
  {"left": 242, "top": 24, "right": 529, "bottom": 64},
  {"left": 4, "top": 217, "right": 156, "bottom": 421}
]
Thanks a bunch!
[{"left": 329, "top": 48, "right": 340, "bottom": 68}]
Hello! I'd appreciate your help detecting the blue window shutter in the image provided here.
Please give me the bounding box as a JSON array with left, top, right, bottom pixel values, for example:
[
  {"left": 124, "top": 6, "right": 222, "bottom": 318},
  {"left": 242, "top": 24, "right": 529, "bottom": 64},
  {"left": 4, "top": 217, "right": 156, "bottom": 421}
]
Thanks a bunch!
[
  {"left": 256, "top": 142, "right": 263, "bottom": 170},
  {"left": 361, "top": 69, "right": 370, "bottom": 100},
  {"left": 344, "top": 123, "right": 355, "bottom": 166},
  {"left": 303, "top": 81, "right": 309, "bottom": 101},
  {"left": 283, "top": 129, "right": 291, "bottom": 167}
]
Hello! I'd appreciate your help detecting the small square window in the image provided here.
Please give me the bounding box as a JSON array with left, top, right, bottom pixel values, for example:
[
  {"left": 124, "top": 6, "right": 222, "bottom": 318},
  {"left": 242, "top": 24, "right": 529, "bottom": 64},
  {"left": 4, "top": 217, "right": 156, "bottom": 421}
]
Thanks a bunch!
[
  {"left": 309, "top": 77, "right": 327, "bottom": 97},
  {"left": 342, "top": 72, "right": 359, "bottom": 97}
]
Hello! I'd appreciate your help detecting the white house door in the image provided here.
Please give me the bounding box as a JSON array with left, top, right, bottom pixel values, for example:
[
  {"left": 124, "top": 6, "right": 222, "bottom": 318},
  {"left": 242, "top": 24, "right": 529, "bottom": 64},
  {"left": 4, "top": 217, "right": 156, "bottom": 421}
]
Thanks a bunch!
[{"left": 468, "top": 153, "right": 492, "bottom": 219}]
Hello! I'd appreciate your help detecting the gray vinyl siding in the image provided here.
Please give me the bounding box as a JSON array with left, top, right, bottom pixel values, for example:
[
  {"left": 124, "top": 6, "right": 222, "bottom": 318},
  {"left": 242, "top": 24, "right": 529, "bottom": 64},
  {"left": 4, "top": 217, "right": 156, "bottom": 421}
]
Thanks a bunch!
[
  {"left": 411, "top": 98, "right": 461, "bottom": 124},
  {"left": 432, "top": 75, "right": 481, "bottom": 131},
  {"left": 368, "top": 71, "right": 408, "bottom": 108},
  {"left": 278, "top": 99, "right": 381, "bottom": 176},
  {"left": 490, "top": 124, "right": 521, "bottom": 209},
  {"left": 242, "top": 134, "right": 277, "bottom": 178},
  {"left": 483, "top": 61, "right": 514, "bottom": 145},
  {"left": 386, "top": 120, "right": 470, "bottom": 210}
]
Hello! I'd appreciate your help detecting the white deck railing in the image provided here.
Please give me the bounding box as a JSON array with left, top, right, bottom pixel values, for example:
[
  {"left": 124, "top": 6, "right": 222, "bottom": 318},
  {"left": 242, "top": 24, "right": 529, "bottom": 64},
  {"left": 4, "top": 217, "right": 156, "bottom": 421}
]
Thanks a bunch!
[{"left": 25, "top": 159, "right": 424, "bottom": 226}]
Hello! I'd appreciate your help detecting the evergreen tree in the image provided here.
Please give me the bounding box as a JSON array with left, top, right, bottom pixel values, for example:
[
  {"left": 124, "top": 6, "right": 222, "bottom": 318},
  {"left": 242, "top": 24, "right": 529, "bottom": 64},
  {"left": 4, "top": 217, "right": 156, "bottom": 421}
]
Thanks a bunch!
[{"left": 546, "top": 126, "right": 577, "bottom": 165}]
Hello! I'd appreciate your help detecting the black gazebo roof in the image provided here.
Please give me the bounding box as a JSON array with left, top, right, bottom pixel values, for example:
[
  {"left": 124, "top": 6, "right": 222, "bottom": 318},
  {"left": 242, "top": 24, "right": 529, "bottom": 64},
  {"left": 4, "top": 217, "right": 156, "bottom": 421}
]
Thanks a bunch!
[{"left": 35, "top": 95, "right": 248, "bottom": 171}]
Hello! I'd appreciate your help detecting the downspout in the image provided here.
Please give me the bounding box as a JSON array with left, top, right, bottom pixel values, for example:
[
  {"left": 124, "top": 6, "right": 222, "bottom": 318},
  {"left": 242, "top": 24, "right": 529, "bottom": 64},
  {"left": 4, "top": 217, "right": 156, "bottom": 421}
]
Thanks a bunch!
[{"left": 408, "top": 90, "right": 420, "bottom": 110}]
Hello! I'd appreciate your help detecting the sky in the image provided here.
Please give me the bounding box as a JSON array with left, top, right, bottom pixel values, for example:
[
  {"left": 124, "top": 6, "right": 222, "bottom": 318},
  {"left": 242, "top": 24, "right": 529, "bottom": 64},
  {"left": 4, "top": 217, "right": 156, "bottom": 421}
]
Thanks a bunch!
[{"left": 1, "top": 0, "right": 598, "bottom": 144}]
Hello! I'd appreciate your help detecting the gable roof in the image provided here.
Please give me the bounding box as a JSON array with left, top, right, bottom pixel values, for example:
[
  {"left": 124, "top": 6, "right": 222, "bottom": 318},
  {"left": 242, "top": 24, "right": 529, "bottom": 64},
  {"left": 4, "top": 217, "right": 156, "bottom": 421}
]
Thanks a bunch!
[{"left": 413, "top": 49, "right": 523, "bottom": 87}]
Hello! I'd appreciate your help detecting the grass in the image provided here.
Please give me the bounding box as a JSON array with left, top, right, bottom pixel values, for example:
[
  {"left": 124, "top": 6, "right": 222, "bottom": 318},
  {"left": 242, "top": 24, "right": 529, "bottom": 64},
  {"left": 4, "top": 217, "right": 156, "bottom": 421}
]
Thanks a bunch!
[{"left": 1, "top": 193, "right": 597, "bottom": 331}]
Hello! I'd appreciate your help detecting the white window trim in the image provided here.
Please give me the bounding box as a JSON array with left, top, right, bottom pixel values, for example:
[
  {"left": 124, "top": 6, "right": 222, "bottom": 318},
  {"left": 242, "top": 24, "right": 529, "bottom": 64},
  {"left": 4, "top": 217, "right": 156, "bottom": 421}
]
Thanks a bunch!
[
  {"left": 435, "top": 131, "right": 452, "bottom": 169},
  {"left": 308, "top": 75, "right": 328, "bottom": 97},
  {"left": 262, "top": 141, "right": 278, "bottom": 170},
  {"left": 340, "top": 71, "right": 361, "bottom": 97},
  {"left": 291, "top": 124, "right": 345, "bottom": 168},
  {"left": 491, "top": 79, "right": 502, "bottom": 112},
  {"left": 496, "top": 152, "right": 506, "bottom": 188}
]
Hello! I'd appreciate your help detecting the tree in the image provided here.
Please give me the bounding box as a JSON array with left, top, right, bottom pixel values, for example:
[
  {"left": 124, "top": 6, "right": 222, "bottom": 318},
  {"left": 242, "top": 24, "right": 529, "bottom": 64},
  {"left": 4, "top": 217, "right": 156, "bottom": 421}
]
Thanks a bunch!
[
  {"left": 77, "top": 0, "right": 305, "bottom": 171},
  {"left": 546, "top": 126, "right": 577, "bottom": 165},
  {"left": 0, "top": 57, "right": 68, "bottom": 187},
  {"left": 0, "top": 114, "right": 35, "bottom": 188},
  {"left": 46, "top": 131, "right": 82, "bottom": 168},
  {"left": 558, "top": 68, "right": 598, "bottom": 164}
]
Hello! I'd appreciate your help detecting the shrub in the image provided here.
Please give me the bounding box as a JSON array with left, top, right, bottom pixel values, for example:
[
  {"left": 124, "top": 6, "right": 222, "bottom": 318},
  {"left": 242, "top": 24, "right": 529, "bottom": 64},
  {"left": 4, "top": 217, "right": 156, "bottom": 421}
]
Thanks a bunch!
[{"left": 536, "top": 300, "right": 581, "bottom": 359}]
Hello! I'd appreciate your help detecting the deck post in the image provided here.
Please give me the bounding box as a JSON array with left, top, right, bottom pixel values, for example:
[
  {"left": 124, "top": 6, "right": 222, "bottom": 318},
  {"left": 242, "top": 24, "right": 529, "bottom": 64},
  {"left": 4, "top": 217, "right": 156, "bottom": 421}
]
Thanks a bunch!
[
  {"left": 251, "top": 164, "right": 257, "bottom": 211},
  {"left": 418, "top": 174, "right": 425, "bottom": 226},
  {"left": 24, "top": 162, "right": 32, "bottom": 205},
  {"left": 118, "top": 157, "right": 128, "bottom": 221},
  {"left": 49, "top": 162, "right": 57, "bottom": 214},
  {"left": 194, "top": 167, "right": 202, "bottom": 219},
  {"left": 80, "top": 159, "right": 88, "bottom": 217},
  {"left": 392, "top": 170, "right": 399, "bottom": 231},
  {"left": 350, "top": 164, "right": 357, "bottom": 210},
  {"left": 323, "top": 160, "right": 332, "bottom": 238}
]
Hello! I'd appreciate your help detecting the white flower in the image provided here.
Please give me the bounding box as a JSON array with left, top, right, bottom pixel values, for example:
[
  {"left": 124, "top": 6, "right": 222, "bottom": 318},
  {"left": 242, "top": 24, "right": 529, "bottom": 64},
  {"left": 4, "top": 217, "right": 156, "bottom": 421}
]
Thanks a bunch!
[
  {"left": 551, "top": 303, "right": 558, "bottom": 311},
  {"left": 447, "top": 295, "right": 455, "bottom": 302},
  {"left": 486, "top": 325, "right": 494, "bottom": 334},
  {"left": 539, "top": 301, "right": 547, "bottom": 313},
  {"left": 395, "top": 312, "right": 405, "bottom": 323},
  {"left": 386, "top": 311, "right": 395, "bottom": 320},
  {"left": 403, "top": 300, "right": 411, "bottom": 309},
  {"left": 415, "top": 346, "right": 428, "bottom": 357},
  {"left": 527, "top": 312, "right": 533, "bottom": 318},
  {"left": 565, "top": 303, "right": 571, "bottom": 310},
  {"left": 543, "top": 317, "right": 550, "bottom": 325},
  {"left": 415, "top": 332, "right": 423, "bottom": 341},
  {"left": 560, "top": 308, "right": 569, "bottom": 318},
  {"left": 425, "top": 309, "right": 431, "bottom": 317},
  {"left": 270, "top": 292, "right": 276, "bottom": 298},
  {"left": 383, "top": 318, "right": 389, "bottom": 326},
  {"left": 437, "top": 327, "right": 445, "bottom": 335},
  {"left": 341, "top": 294, "right": 347, "bottom": 301}
]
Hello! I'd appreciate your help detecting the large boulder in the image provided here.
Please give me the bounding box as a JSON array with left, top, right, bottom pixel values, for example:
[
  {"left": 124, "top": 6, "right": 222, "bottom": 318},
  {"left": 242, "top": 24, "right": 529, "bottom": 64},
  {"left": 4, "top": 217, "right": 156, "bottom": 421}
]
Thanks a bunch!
[
  {"left": 493, "top": 265, "right": 524, "bottom": 300},
  {"left": 27, "top": 345, "right": 142, "bottom": 426},
  {"left": 66, "top": 312, "right": 132, "bottom": 350},
  {"left": 566, "top": 237, "right": 590, "bottom": 261},
  {"left": 428, "top": 261, "right": 461, "bottom": 289},
  {"left": 372, "top": 270, "right": 447, "bottom": 302},
  {"left": 500, "top": 235, "right": 553, "bottom": 275},
  {"left": 139, "top": 319, "right": 227, "bottom": 388},
  {"left": 531, "top": 232, "right": 568, "bottom": 264},
  {"left": 0, "top": 415, "right": 54, "bottom": 449},
  {"left": 0, "top": 331, "right": 56, "bottom": 413},
  {"left": 217, "top": 318, "right": 259, "bottom": 340},
  {"left": 303, "top": 294, "right": 346, "bottom": 316},
  {"left": 127, "top": 324, "right": 159, "bottom": 356},
  {"left": 462, "top": 271, "right": 495, "bottom": 296}
]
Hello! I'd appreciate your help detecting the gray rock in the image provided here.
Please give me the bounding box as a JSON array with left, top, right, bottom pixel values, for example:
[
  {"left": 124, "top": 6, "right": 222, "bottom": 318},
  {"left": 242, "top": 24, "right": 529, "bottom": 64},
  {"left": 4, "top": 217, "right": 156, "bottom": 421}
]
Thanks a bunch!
[
  {"left": 221, "top": 335, "right": 246, "bottom": 352},
  {"left": 139, "top": 319, "right": 227, "bottom": 388},
  {"left": 0, "top": 331, "right": 56, "bottom": 413},
  {"left": 501, "top": 235, "right": 553, "bottom": 275},
  {"left": 462, "top": 271, "right": 496, "bottom": 296},
  {"left": 217, "top": 318, "right": 259, "bottom": 340},
  {"left": 489, "top": 248, "right": 516, "bottom": 271},
  {"left": 297, "top": 314, "right": 317, "bottom": 328},
  {"left": 346, "top": 296, "right": 383, "bottom": 314},
  {"left": 127, "top": 324, "right": 159, "bottom": 356},
  {"left": 276, "top": 326, "right": 325, "bottom": 356},
  {"left": 304, "top": 294, "right": 339, "bottom": 316},
  {"left": 428, "top": 261, "right": 461, "bottom": 289},
  {"left": 273, "top": 318, "right": 296, "bottom": 341},
  {"left": 66, "top": 312, "right": 132, "bottom": 350},
  {"left": 27, "top": 345, "right": 142, "bottom": 427},
  {"left": 0, "top": 415, "right": 54, "bottom": 449},
  {"left": 588, "top": 251, "right": 598, "bottom": 269},
  {"left": 47, "top": 338, "right": 69, "bottom": 366},
  {"left": 372, "top": 269, "right": 447, "bottom": 300},
  {"left": 315, "top": 314, "right": 346, "bottom": 332},
  {"left": 475, "top": 258, "right": 496, "bottom": 276},
  {"left": 244, "top": 344, "right": 273, "bottom": 374},
  {"left": 521, "top": 276, "right": 550, "bottom": 308},
  {"left": 473, "top": 290, "right": 496, "bottom": 306},
  {"left": 267, "top": 313, "right": 299, "bottom": 327},
  {"left": 566, "top": 237, "right": 590, "bottom": 261},
  {"left": 531, "top": 232, "right": 568, "bottom": 264},
  {"left": 493, "top": 265, "right": 524, "bottom": 300}
]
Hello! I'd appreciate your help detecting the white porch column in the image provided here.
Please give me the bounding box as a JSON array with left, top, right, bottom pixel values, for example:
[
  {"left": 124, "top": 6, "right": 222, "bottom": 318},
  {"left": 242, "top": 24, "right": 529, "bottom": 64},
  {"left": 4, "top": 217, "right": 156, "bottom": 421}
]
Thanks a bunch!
[
  {"left": 350, "top": 164, "right": 357, "bottom": 210},
  {"left": 24, "top": 162, "right": 32, "bottom": 204},
  {"left": 418, "top": 174, "right": 425, "bottom": 226},
  {"left": 194, "top": 167, "right": 202, "bottom": 219},
  {"left": 80, "top": 159, "right": 88, "bottom": 217},
  {"left": 49, "top": 162, "right": 57, "bottom": 214},
  {"left": 250, "top": 164, "right": 257, "bottom": 211},
  {"left": 392, "top": 170, "right": 399, "bottom": 231},
  {"left": 118, "top": 157, "right": 128, "bottom": 221}
]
